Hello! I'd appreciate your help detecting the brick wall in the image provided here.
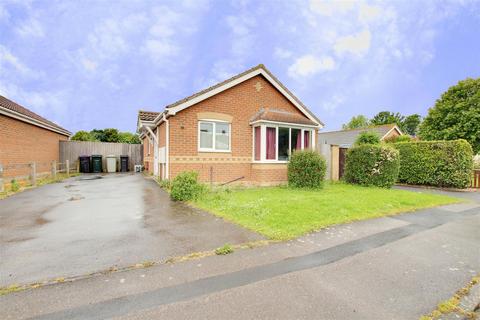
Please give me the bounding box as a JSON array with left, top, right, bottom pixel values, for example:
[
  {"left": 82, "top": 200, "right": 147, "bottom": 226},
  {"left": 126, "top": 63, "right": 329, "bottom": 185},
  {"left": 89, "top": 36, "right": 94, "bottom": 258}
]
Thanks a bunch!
[
  {"left": 0, "top": 114, "right": 68, "bottom": 178},
  {"left": 165, "top": 75, "right": 313, "bottom": 184}
]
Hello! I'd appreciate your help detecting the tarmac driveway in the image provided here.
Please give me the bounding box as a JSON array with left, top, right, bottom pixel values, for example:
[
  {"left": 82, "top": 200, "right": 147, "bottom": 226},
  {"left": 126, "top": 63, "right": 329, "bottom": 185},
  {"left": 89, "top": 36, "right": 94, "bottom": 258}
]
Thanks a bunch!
[{"left": 0, "top": 174, "right": 262, "bottom": 286}]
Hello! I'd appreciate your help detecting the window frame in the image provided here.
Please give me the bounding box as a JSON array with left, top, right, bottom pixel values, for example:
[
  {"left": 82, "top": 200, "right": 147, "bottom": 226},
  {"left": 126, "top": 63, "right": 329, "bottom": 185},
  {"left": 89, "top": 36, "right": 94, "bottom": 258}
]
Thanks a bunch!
[
  {"left": 252, "top": 123, "right": 315, "bottom": 163},
  {"left": 198, "top": 119, "right": 232, "bottom": 153}
]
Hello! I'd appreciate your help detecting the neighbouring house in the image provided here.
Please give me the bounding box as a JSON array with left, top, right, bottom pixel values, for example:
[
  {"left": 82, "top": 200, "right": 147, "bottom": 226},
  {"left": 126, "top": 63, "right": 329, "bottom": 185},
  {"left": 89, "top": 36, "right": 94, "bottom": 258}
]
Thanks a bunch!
[
  {"left": 0, "top": 95, "right": 71, "bottom": 179},
  {"left": 318, "top": 124, "right": 403, "bottom": 180},
  {"left": 137, "top": 64, "right": 324, "bottom": 185}
]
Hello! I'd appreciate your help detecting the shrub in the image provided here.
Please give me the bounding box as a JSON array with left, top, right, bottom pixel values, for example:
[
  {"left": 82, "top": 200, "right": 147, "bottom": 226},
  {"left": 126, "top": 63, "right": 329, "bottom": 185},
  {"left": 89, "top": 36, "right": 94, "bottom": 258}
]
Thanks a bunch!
[
  {"left": 355, "top": 131, "right": 381, "bottom": 145},
  {"left": 393, "top": 139, "right": 473, "bottom": 188},
  {"left": 287, "top": 150, "right": 326, "bottom": 188},
  {"left": 10, "top": 179, "right": 20, "bottom": 192},
  {"left": 385, "top": 135, "right": 412, "bottom": 143},
  {"left": 344, "top": 144, "right": 400, "bottom": 188},
  {"left": 170, "top": 171, "right": 205, "bottom": 201}
]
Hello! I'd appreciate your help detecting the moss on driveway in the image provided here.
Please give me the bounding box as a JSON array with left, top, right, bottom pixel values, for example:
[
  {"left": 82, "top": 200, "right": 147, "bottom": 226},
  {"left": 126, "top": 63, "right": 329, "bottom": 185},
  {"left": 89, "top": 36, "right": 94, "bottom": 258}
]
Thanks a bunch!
[{"left": 192, "top": 183, "right": 463, "bottom": 240}]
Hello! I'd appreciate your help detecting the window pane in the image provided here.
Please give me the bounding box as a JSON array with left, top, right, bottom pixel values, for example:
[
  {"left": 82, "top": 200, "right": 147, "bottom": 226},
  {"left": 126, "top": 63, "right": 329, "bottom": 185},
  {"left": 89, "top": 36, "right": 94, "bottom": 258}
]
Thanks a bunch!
[
  {"left": 304, "top": 130, "right": 310, "bottom": 149},
  {"left": 278, "top": 127, "right": 289, "bottom": 161},
  {"left": 200, "top": 122, "right": 213, "bottom": 149},
  {"left": 254, "top": 126, "right": 261, "bottom": 161},
  {"left": 266, "top": 127, "right": 276, "bottom": 160},
  {"left": 291, "top": 129, "right": 301, "bottom": 151},
  {"left": 215, "top": 122, "right": 230, "bottom": 150}
]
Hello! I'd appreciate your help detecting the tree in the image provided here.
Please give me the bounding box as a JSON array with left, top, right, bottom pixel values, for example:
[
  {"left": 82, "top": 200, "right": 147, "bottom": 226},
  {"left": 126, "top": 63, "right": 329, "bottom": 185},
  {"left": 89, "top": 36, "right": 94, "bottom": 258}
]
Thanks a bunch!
[
  {"left": 354, "top": 131, "right": 380, "bottom": 145},
  {"left": 370, "top": 111, "right": 405, "bottom": 128},
  {"left": 118, "top": 132, "right": 141, "bottom": 144},
  {"left": 342, "top": 115, "right": 369, "bottom": 130},
  {"left": 102, "top": 128, "right": 121, "bottom": 142},
  {"left": 71, "top": 130, "right": 96, "bottom": 141},
  {"left": 90, "top": 129, "right": 106, "bottom": 141},
  {"left": 419, "top": 77, "right": 480, "bottom": 154},
  {"left": 402, "top": 114, "right": 422, "bottom": 136}
]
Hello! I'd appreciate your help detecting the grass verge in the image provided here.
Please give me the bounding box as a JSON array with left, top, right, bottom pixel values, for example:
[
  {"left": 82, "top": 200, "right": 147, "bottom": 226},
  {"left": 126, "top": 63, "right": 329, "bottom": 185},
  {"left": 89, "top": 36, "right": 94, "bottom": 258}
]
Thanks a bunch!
[
  {"left": 0, "top": 173, "right": 79, "bottom": 200},
  {"left": 192, "top": 182, "right": 463, "bottom": 240}
]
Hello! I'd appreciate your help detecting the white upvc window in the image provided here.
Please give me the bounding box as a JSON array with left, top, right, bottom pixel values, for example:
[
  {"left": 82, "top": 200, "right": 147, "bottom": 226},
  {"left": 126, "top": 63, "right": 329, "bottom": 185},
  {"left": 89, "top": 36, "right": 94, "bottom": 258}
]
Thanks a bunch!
[
  {"left": 198, "top": 120, "right": 231, "bottom": 152},
  {"left": 252, "top": 123, "right": 315, "bottom": 163}
]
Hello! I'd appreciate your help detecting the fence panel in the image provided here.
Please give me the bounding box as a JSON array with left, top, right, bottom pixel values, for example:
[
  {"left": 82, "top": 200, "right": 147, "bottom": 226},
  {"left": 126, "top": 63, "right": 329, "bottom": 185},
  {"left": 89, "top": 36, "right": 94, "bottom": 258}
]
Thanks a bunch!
[
  {"left": 472, "top": 169, "right": 480, "bottom": 188},
  {"left": 59, "top": 141, "right": 143, "bottom": 172}
]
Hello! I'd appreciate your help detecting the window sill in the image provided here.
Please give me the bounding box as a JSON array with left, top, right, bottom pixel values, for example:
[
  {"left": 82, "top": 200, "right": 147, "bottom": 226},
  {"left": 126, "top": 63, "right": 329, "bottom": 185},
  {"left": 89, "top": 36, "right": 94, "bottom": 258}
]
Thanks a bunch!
[{"left": 252, "top": 160, "right": 289, "bottom": 164}]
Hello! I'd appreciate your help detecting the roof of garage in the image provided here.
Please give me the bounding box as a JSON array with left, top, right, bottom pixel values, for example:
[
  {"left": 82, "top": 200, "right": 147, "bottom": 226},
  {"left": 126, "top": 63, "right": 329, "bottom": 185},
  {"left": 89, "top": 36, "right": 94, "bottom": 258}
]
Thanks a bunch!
[{"left": 0, "top": 95, "right": 71, "bottom": 136}]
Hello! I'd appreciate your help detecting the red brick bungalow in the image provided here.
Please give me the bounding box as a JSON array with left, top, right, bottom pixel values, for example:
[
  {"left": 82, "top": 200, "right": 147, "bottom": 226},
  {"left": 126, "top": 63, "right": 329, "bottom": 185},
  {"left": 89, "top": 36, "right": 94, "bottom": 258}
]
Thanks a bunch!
[
  {"left": 137, "top": 64, "right": 324, "bottom": 186},
  {"left": 0, "top": 95, "right": 71, "bottom": 179}
]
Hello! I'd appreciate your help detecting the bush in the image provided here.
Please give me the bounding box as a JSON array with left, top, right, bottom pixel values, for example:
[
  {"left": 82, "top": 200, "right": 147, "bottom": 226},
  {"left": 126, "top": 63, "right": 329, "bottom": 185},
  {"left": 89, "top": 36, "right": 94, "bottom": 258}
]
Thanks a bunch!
[
  {"left": 170, "top": 171, "right": 205, "bottom": 201},
  {"left": 344, "top": 144, "right": 400, "bottom": 188},
  {"left": 355, "top": 131, "right": 381, "bottom": 145},
  {"left": 287, "top": 150, "right": 327, "bottom": 188},
  {"left": 393, "top": 139, "right": 473, "bottom": 188},
  {"left": 10, "top": 179, "right": 20, "bottom": 192},
  {"left": 385, "top": 135, "right": 412, "bottom": 143}
]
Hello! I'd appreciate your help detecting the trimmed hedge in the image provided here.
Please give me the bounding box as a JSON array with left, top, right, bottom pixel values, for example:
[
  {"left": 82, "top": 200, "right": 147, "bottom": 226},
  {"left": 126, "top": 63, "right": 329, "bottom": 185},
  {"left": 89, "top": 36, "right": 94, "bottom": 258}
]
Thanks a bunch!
[
  {"left": 288, "top": 150, "right": 327, "bottom": 188},
  {"left": 393, "top": 139, "right": 473, "bottom": 188},
  {"left": 344, "top": 144, "right": 400, "bottom": 188}
]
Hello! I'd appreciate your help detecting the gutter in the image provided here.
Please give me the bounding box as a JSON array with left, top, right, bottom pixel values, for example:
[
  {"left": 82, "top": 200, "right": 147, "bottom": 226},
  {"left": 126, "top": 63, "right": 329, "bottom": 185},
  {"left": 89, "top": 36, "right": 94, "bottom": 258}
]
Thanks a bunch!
[{"left": 0, "top": 107, "right": 71, "bottom": 137}]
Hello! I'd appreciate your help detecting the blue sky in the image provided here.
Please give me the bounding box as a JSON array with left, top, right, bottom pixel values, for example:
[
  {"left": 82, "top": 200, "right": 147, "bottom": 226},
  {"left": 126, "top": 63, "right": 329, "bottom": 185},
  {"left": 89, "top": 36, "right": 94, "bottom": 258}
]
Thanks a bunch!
[{"left": 1, "top": 0, "right": 479, "bottom": 133}]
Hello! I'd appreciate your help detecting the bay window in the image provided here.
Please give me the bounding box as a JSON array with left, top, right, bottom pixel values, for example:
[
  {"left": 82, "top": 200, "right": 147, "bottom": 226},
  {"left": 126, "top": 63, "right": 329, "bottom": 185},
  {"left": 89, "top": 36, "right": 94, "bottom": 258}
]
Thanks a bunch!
[
  {"left": 199, "top": 120, "right": 230, "bottom": 152},
  {"left": 253, "top": 124, "right": 315, "bottom": 162}
]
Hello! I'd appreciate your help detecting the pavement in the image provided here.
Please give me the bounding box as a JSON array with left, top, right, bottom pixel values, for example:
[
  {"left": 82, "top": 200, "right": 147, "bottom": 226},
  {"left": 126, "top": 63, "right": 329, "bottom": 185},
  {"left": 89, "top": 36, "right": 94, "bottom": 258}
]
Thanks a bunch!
[
  {"left": 0, "top": 187, "right": 479, "bottom": 319},
  {"left": 0, "top": 173, "right": 262, "bottom": 286}
]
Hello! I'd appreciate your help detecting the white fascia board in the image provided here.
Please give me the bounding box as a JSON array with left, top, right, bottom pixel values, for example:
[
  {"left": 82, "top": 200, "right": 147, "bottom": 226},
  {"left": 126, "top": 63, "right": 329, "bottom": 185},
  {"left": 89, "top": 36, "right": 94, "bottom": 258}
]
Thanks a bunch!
[
  {"left": 166, "top": 68, "right": 323, "bottom": 127},
  {"left": 249, "top": 119, "right": 320, "bottom": 129},
  {"left": 0, "top": 107, "right": 71, "bottom": 136},
  {"left": 382, "top": 125, "right": 403, "bottom": 140}
]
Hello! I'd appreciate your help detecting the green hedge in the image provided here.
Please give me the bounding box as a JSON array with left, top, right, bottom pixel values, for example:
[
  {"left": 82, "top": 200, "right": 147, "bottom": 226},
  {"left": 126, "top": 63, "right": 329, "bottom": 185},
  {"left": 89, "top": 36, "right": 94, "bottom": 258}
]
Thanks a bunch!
[
  {"left": 344, "top": 144, "right": 400, "bottom": 188},
  {"left": 288, "top": 150, "right": 326, "bottom": 188},
  {"left": 393, "top": 139, "right": 473, "bottom": 188}
]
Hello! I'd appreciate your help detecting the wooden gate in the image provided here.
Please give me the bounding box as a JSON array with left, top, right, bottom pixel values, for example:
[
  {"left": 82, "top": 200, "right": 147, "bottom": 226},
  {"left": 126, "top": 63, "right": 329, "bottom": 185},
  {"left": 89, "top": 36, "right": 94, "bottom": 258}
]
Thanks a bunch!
[
  {"left": 339, "top": 148, "right": 348, "bottom": 179},
  {"left": 472, "top": 170, "right": 480, "bottom": 188}
]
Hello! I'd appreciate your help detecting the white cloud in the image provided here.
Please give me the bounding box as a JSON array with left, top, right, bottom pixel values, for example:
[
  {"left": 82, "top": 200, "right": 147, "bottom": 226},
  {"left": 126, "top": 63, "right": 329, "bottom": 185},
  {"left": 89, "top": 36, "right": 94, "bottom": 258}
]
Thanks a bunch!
[
  {"left": 359, "top": 3, "right": 381, "bottom": 24},
  {"left": 142, "top": 39, "right": 178, "bottom": 61},
  {"left": 309, "top": 0, "right": 356, "bottom": 16},
  {"left": 274, "top": 47, "right": 292, "bottom": 59},
  {"left": 0, "top": 45, "right": 40, "bottom": 79},
  {"left": 334, "top": 29, "right": 371, "bottom": 56},
  {"left": 288, "top": 54, "right": 335, "bottom": 78},
  {"left": 16, "top": 18, "right": 44, "bottom": 38},
  {"left": 322, "top": 94, "right": 344, "bottom": 112}
]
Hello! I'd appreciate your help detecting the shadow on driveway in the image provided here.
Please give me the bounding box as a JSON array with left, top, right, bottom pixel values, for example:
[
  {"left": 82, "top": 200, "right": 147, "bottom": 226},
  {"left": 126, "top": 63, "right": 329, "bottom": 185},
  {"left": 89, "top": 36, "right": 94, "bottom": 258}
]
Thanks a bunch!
[{"left": 0, "top": 174, "right": 262, "bottom": 286}]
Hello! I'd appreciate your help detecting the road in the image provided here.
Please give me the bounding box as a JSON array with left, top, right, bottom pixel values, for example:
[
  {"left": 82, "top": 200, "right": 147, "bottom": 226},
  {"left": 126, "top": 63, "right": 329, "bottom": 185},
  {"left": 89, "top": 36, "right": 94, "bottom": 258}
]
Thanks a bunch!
[{"left": 1, "top": 188, "right": 479, "bottom": 319}]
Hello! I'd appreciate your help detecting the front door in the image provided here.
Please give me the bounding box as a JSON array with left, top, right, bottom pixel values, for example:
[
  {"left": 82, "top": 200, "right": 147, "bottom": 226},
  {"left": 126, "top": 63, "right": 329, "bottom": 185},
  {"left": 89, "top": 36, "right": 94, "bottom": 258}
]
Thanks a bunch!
[
  {"left": 339, "top": 148, "right": 348, "bottom": 179},
  {"left": 153, "top": 141, "right": 159, "bottom": 177}
]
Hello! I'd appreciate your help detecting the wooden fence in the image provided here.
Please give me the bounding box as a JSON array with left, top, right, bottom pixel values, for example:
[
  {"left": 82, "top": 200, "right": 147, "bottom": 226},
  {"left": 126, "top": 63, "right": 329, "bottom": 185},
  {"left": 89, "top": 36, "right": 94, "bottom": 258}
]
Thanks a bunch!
[
  {"left": 0, "top": 160, "right": 75, "bottom": 192},
  {"left": 59, "top": 141, "right": 143, "bottom": 172},
  {"left": 472, "top": 169, "right": 480, "bottom": 188}
]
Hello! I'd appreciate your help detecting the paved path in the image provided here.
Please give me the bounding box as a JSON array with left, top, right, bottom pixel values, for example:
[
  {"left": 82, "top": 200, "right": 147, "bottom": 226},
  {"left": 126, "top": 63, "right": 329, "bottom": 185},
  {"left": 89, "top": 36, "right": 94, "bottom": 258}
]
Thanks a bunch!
[
  {"left": 1, "top": 188, "right": 478, "bottom": 319},
  {"left": 0, "top": 174, "right": 261, "bottom": 286}
]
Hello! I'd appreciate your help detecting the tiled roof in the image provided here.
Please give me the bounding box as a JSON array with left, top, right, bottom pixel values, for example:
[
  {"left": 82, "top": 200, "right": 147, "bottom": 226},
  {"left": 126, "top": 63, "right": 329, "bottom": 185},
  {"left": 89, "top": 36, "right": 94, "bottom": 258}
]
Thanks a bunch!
[
  {"left": 165, "top": 64, "right": 323, "bottom": 126},
  {"left": 0, "top": 95, "right": 70, "bottom": 135},
  {"left": 138, "top": 110, "right": 160, "bottom": 122},
  {"left": 317, "top": 124, "right": 400, "bottom": 147},
  {"left": 250, "top": 108, "right": 318, "bottom": 126}
]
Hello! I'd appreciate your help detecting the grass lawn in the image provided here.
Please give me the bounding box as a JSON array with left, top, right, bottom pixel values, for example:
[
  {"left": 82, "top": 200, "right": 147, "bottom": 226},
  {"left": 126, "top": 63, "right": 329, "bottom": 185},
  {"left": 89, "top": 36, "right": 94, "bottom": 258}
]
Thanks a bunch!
[{"left": 192, "top": 183, "right": 463, "bottom": 240}]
